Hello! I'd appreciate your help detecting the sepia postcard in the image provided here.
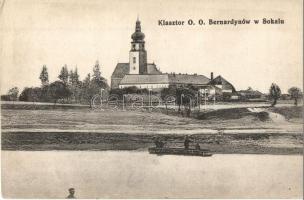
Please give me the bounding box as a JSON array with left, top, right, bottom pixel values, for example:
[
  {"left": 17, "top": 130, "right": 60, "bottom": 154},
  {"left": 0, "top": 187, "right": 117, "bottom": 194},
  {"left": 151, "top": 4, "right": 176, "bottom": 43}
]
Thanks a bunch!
[{"left": 0, "top": 0, "right": 303, "bottom": 199}]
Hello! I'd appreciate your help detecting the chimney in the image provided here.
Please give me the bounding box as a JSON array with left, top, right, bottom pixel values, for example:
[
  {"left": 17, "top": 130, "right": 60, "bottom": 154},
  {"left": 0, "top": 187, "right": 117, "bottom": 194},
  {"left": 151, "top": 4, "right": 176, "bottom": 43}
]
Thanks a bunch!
[{"left": 211, "top": 72, "right": 214, "bottom": 80}]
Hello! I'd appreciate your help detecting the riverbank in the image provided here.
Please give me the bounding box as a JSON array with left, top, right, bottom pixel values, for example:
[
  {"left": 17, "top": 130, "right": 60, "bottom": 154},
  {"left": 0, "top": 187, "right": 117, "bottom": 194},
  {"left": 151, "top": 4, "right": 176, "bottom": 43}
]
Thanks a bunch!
[{"left": 1, "top": 104, "right": 302, "bottom": 154}]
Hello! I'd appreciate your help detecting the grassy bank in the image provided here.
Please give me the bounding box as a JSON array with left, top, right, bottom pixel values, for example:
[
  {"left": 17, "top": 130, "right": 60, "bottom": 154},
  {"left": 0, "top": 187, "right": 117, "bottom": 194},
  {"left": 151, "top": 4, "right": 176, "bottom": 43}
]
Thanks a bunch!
[
  {"left": 1, "top": 103, "right": 303, "bottom": 154},
  {"left": 195, "top": 107, "right": 269, "bottom": 121},
  {"left": 269, "top": 106, "right": 303, "bottom": 119},
  {"left": 2, "top": 106, "right": 302, "bottom": 132}
]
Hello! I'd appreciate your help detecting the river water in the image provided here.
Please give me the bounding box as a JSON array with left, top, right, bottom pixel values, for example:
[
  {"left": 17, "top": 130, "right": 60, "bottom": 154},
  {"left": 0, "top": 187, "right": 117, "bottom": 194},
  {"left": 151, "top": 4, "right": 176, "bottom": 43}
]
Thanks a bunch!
[{"left": 1, "top": 151, "right": 303, "bottom": 199}]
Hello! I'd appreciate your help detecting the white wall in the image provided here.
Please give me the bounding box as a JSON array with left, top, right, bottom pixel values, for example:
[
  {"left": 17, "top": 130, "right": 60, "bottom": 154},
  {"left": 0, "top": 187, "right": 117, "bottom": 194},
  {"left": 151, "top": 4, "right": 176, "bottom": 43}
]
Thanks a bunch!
[
  {"left": 129, "top": 51, "right": 139, "bottom": 74},
  {"left": 119, "top": 83, "right": 169, "bottom": 89}
]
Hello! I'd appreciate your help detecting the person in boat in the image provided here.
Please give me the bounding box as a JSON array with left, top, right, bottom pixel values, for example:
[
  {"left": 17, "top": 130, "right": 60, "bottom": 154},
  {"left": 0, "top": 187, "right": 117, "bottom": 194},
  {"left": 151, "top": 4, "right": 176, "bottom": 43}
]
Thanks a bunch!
[
  {"left": 195, "top": 143, "right": 201, "bottom": 150},
  {"left": 153, "top": 136, "right": 164, "bottom": 148},
  {"left": 158, "top": 140, "right": 164, "bottom": 148},
  {"left": 66, "top": 188, "right": 76, "bottom": 199},
  {"left": 184, "top": 135, "right": 191, "bottom": 149}
]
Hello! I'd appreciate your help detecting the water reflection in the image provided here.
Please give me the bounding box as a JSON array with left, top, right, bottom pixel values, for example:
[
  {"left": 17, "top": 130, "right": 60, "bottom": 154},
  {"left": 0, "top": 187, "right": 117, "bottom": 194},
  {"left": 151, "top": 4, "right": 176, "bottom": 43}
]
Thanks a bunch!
[{"left": 2, "top": 151, "right": 303, "bottom": 199}]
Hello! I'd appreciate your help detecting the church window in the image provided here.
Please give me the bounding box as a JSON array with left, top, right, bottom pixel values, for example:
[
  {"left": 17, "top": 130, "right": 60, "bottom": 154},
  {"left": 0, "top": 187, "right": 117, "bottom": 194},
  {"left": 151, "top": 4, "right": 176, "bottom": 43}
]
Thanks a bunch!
[{"left": 133, "top": 57, "right": 136, "bottom": 63}]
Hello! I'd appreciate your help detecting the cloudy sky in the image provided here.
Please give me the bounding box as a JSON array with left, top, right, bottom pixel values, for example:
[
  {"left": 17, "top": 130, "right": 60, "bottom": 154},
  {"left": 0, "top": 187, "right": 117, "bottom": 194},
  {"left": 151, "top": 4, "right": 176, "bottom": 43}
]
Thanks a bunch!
[{"left": 0, "top": 0, "right": 302, "bottom": 94}]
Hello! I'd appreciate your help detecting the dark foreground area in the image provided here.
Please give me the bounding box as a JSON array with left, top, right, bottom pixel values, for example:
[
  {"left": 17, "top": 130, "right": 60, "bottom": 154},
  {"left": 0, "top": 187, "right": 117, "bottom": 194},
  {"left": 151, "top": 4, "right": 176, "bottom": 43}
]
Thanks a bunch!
[{"left": 2, "top": 131, "right": 302, "bottom": 154}]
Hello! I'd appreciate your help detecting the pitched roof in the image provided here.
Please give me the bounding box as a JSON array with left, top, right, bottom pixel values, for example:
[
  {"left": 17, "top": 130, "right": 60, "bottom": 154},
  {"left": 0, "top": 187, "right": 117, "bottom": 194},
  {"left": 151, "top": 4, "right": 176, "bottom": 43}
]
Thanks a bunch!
[
  {"left": 209, "top": 75, "right": 236, "bottom": 91},
  {"left": 168, "top": 74, "right": 210, "bottom": 85},
  {"left": 119, "top": 74, "right": 169, "bottom": 85},
  {"left": 147, "top": 63, "right": 162, "bottom": 74},
  {"left": 238, "top": 88, "right": 263, "bottom": 95},
  {"left": 111, "top": 63, "right": 162, "bottom": 78},
  {"left": 111, "top": 63, "right": 129, "bottom": 78}
]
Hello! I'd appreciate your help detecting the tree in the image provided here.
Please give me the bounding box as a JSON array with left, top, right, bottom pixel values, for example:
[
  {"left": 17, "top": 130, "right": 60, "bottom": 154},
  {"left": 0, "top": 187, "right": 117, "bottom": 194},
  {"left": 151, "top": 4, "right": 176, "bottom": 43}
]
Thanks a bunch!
[
  {"left": 161, "top": 86, "right": 178, "bottom": 114},
  {"left": 58, "top": 64, "right": 69, "bottom": 85},
  {"left": 69, "top": 69, "right": 74, "bottom": 85},
  {"left": 110, "top": 87, "right": 150, "bottom": 102},
  {"left": 7, "top": 87, "right": 19, "bottom": 101},
  {"left": 92, "top": 60, "right": 108, "bottom": 88},
  {"left": 69, "top": 67, "right": 80, "bottom": 86},
  {"left": 288, "top": 87, "right": 302, "bottom": 106},
  {"left": 47, "top": 81, "right": 71, "bottom": 106},
  {"left": 81, "top": 73, "right": 95, "bottom": 107},
  {"left": 83, "top": 73, "right": 91, "bottom": 89},
  {"left": 19, "top": 87, "right": 42, "bottom": 102},
  {"left": 69, "top": 67, "right": 81, "bottom": 103},
  {"left": 81, "top": 72, "right": 107, "bottom": 107},
  {"left": 78, "top": 61, "right": 109, "bottom": 107},
  {"left": 1, "top": 87, "right": 19, "bottom": 101},
  {"left": 269, "top": 83, "right": 281, "bottom": 107},
  {"left": 73, "top": 68, "right": 80, "bottom": 85},
  {"left": 173, "top": 85, "right": 198, "bottom": 115},
  {"left": 161, "top": 84, "right": 198, "bottom": 116},
  {"left": 19, "top": 87, "right": 31, "bottom": 101},
  {"left": 39, "top": 65, "right": 49, "bottom": 86}
]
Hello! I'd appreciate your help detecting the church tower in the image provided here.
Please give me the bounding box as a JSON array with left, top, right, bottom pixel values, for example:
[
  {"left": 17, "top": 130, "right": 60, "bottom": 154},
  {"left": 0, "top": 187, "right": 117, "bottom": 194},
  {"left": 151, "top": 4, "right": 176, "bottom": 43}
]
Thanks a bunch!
[{"left": 129, "top": 19, "right": 147, "bottom": 74}]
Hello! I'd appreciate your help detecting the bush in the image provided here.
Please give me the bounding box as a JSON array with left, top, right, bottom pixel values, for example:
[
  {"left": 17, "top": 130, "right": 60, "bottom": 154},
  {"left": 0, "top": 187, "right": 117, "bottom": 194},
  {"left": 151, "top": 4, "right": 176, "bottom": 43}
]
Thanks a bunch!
[{"left": 19, "top": 87, "right": 42, "bottom": 102}]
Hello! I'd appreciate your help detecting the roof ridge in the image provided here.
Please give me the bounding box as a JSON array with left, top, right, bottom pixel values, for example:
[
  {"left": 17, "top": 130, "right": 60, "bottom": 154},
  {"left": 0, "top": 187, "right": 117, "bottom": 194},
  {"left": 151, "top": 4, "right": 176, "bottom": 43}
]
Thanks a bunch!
[{"left": 125, "top": 74, "right": 167, "bottom": 76}]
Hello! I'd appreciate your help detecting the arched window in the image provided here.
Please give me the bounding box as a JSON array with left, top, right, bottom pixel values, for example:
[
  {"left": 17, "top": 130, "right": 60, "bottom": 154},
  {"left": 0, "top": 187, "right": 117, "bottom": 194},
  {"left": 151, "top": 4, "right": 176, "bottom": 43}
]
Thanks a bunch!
[{"left": 133, "top": 57, "right": 136, "bottom": 64}]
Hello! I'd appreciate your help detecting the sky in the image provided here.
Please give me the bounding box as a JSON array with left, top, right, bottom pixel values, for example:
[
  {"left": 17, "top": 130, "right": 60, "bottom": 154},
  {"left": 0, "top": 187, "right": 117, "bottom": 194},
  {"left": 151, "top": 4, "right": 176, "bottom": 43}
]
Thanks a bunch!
[{"left": 0, "top": 0, "right": 302, "bottom": 94}]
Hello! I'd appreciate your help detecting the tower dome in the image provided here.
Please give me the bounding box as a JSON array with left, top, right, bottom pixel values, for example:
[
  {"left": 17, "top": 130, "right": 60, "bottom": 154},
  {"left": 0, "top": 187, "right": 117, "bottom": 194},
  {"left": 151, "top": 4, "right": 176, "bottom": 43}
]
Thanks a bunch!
[{"left": 131, "top": 19, "right": 145, "bottom": 42}]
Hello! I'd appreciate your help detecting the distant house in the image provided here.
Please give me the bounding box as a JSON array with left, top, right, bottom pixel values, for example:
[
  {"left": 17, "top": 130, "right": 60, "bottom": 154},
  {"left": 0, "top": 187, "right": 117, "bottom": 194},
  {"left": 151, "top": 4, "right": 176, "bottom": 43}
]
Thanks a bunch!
[
  {"left": 238, "top": 87, "right": 264, "bottom": 100},
  {"left": 208, "top": 75, "right": 236, "bottom": 93},
  {"left": 197, "top": 75, "right": 238, "bottom": 101},
  {"left": 168, "top": 73, "right": 210, "bottom": 88},
  {"left": 280, "top": 94, "right": 291, "bottom": 100}
]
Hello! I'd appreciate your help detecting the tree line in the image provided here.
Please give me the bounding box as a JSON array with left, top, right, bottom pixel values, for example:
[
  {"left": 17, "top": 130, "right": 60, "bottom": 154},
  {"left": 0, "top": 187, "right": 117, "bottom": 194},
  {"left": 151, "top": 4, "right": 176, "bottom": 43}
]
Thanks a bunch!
[
  {"left": 1, "top": 61, "right": 108, "bottom": 107},
  {"left": 1, "top": 69, "right": 302, "bottom": 107}
]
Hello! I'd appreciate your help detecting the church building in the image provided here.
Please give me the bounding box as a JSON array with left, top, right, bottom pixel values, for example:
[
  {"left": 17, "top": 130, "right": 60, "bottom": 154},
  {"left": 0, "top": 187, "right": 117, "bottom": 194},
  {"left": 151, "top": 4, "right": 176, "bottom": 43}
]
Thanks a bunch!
[
  {"left": 111, "top": 19, "right": 163, "bottom": 89},
  {"left": 111, "top": 19, "right": 237, "bottom": 98}
]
